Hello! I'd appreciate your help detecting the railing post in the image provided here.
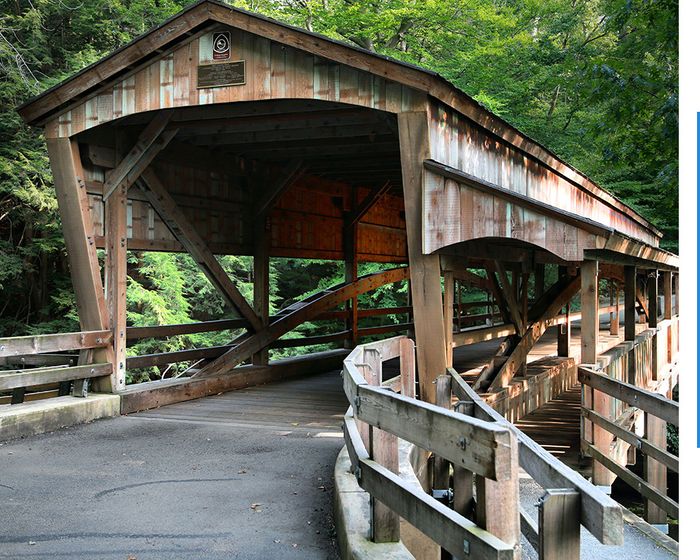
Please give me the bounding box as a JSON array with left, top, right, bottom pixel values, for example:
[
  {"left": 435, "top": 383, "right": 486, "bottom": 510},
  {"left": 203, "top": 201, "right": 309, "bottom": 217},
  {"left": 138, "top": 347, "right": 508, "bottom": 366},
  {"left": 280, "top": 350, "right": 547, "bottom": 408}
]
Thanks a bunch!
[
  {"left": 645, "top": 411, "right": 668, "bottom": 527},
  {"left": 433, "top": 375, "right": 451, "bottom": 490},
  {"left": 443, "top": 272, "right": 455, "bottom": 369},
  {"left": 363, "top": 348, "right": 400, "bottom": 543},
  {"left": 538, "top": 489, "right": 581, "bottom": 560},
  {"left": 557, "top": 266, "right": 570, "bottom": 357},
  {"left": 475, "top": 427, "right": 521, "bottom": 559},
  {"left": 648, "top": 270, "right": 659, "bottom": 382},
  {"left": 610, "top": 281, "right": 619, "bottom": 336},
  {"left": 399, "top": 337, "right": 416, "bottom": 398}
]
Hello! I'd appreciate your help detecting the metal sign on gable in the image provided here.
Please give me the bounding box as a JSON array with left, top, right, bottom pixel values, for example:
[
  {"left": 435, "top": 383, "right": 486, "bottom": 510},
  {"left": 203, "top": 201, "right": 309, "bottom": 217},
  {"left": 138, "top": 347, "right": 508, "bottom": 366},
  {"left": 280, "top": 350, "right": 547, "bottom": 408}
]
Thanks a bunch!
[{"left": 212, "top": 31, "right": 231, "bottom": 60}]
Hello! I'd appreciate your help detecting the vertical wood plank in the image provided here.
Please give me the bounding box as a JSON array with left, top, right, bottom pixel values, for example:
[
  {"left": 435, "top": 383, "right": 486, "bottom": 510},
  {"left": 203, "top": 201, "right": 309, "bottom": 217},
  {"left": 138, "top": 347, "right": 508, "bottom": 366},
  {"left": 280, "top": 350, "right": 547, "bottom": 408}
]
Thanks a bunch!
[
  {"left": 363, "top": 348, "right": 400, "bottom": 543},
  {"left": 538, "top": 489, "right": 581, "bottom": 560},
  {"left": 475, "top": 428, "right": 520, "bottom": 558},
  {"left": 399, "top": 337, "right": 416, "bottom": 398},
  {"left": 46, "top": 138, "right": 114, "bottom": 391},
  {"left": 443, "top": 271, "right": 454, "bottom": 368},
  {"left": 663, "top": 272, "right": 672, "bottom": 320},
  {"left": 624, "top": 265, "right": 637, "bottom": 385},
  {"left": 580, "top": 261, "right": 597, "bottom": 454},
  {"left": 253, "top": 218, "right": 270, "bottom": 365},
  {"left": 104, "top": 134, "right": 128, "bottom": 391},
  {"left": 398, "top": 110, "right": 446, "bottom": 404},
  {"left": 644, "top": 413, "right": 668, "bottom": 525},
  {"left": 610, "top": 281, "right": 619, "bottom": 336}
]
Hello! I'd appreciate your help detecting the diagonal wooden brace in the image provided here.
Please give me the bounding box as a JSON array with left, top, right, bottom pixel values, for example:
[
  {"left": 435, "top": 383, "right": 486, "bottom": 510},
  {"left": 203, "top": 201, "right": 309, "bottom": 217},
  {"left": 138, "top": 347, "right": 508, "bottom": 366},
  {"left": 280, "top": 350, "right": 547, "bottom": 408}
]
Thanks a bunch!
[
  {"left": 137, "top": 168, "right": 263, "bottom": 332},
  {"left": 103, "top": 112, "right": 175, "bottom": 199}
]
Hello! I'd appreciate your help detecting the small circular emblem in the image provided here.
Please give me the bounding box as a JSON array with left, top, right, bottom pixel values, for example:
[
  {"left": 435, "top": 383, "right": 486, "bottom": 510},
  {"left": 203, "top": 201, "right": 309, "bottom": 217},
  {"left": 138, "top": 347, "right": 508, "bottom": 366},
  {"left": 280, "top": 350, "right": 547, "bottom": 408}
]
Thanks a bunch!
[{"left": 213, "top": 32, "right": 230, "bottom": 54}]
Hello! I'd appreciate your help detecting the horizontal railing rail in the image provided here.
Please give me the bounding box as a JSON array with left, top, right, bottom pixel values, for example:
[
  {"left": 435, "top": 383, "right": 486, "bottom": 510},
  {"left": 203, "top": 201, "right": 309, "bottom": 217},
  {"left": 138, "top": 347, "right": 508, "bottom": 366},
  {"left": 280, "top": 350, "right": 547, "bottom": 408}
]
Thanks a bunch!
[
  {"left": 342, "top": 335, "right": 519, "bottom": 558},
  {"left": 579, "top": 365, "right": 679, "bottom": 518},
  {"left": 449, "top": 368, "right": 624, "bottom": 549},
  {"left": 0, "top": 329, "right": 114, "bottom": 405}
]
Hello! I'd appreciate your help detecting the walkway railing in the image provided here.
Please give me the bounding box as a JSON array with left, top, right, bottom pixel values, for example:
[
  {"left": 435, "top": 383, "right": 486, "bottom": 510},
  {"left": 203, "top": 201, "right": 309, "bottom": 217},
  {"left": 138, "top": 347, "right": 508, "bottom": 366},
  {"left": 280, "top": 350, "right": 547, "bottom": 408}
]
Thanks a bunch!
[
  {"left": 342, "top": 335, "right": 623, "bottom": 560},
  {"left": 0, "top": 330, "right": 112, "bottom": 404},
  {"left": 579, "top": 314, "right": 679, "bottom": 523}
]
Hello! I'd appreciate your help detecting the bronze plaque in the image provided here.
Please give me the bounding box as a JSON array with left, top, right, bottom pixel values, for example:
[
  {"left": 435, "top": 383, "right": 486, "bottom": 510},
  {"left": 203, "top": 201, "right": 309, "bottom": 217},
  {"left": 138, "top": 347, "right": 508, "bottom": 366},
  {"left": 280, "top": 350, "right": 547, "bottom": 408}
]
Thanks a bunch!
[{"left": 197, "top": 61, "right": 245, "bottom": 89}]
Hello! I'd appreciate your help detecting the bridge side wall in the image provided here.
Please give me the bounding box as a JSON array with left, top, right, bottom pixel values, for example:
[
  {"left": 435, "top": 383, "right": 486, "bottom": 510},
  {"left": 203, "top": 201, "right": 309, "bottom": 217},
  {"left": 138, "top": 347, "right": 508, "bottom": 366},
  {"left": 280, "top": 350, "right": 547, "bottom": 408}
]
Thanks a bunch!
[{"left": 425, "top": 101, "right": 659, "bottom": 251}]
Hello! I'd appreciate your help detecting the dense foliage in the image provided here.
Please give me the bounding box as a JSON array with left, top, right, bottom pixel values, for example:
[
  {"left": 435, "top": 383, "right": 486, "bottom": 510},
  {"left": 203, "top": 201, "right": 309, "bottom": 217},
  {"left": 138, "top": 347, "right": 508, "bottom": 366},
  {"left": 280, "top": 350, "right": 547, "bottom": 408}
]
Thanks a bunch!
[{"left": 0, "top": 1, "right": 678, "bottom": 380}]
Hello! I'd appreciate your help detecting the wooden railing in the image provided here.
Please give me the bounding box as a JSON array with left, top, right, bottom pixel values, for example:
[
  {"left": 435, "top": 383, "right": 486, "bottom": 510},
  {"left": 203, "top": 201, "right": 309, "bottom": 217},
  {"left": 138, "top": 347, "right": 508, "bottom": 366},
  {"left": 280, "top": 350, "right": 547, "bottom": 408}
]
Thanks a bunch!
[
  {"left": 342, "top": 335, "right": 623, "bottom": 559},
  {"left": 0, "top": 330, "right": 113, "bottom": 404},
  {"left": 579, "top": 313, "right": 678, "bottom": 523},
  {"left": 579, "top": 366, "right": 679, "bottom": 519},
  {"left": 449, "top": 369, "right": 624, "bottom": 558},
  {"left": 343, "top": 336, "right": 519, "bottom": 558}
]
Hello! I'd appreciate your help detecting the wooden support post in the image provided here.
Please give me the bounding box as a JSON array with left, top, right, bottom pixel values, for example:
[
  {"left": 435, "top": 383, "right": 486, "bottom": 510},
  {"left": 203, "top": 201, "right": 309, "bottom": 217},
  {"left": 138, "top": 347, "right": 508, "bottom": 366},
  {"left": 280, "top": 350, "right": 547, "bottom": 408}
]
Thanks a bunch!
[
  {"left": 398, "top": 110, "right": 446, "bottom": 404},
  {"left": 663, "top": 272, "right": 673, "bottom": 320},
  {"left": 580, "top": 261, "right": 597, "bottom": 460},
  {"left": 252, "top": 218, "right": 270, "bottom": 365},
  {"left": 104, "top": 133, "right": 128, "bottom": 391},
  {"left": 519, "top": 272, "right": 529, "bottom": 376},
  {"left": 648, "top": 271, "right": 658, "bottom": 328},
  {"left": 624, "top": 265, "right": 637, "bottom": 385},
  {"left": 343, "top": 211, "right": 359, "bottom": 348},
  {"left": 583, "top": 261, "right": 612, "bottom": 485},
  {"left": 475, "top": 428, "right": 520, "bottom": 559},
  {"left": 47, "top": 138, "right": 114, "bottom": 391},
  {"left": 644, "top": 413, "right": 668, "bottom": 525},
  {"left": 363, "top": 348, "right": 400, "bottom": 543},
  {"left": 433, "top": 375, "right": 451, "bottom": 490},
  {"left": 455, "top": 280, "right": 463, "bottom": 331},
  {"left": 610, "top": 281, "right": 619, "bottom": 336},
  {"left": 538, "top": 489, "right": 581, "bottom": 560},
  {"left": 399, "top": 337, "right": 416, "bottom": 398},
  {"left": 673, "top": 274, "right": 679, "bottom": 316},
  {"left": 443, "top": 271, "right": 455, "bottom": 368},
  {"left": 581, "top": 261, "right": 599, "bottom": 365},
  {"left": 648, "top": 271, "right": 659, "bottom": 381},
  {"left": 493, "top": 261, "right": 525, "bottom": 336},
  {"left": 557, "top": 266, "right": 570, "bottom": 357},
  {"left": 534, "top": 263, "right": 545, "bottom": 300}
]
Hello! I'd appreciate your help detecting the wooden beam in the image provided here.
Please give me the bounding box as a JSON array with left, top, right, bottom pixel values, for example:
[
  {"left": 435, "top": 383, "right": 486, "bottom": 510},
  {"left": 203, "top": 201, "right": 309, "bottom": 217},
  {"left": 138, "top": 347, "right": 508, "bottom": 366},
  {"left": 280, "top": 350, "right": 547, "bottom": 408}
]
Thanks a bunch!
[
  {"left": 538, "top": 490, "right": 580, "bottom": 560},
  {"left": 610, "top": 282, "right": 619, "bottom": 336},
  {"left": 578, "top": 368, "right": 679, "bottom": 426},
  {"left": 252, "top": 218, "right": 270, "bottom": 365},
  {"left": 398, "top": 111, "right": 446, "bottom": 404},
  {"left": 443, "top": 272, "right": 455, "bottom": 369},
  {"left": 493, "top": 261, "right": 525, "bottom": 336},
  {"left": 0, "top": 363, "right": 112, "bottom": 391},
  {"left": 624, "top": 265, "right": 637, "bottom": 385},
  {"left": 663, "top": 272, "right": 673, "bottom": 320},
  {"left": 137, "top": 168, "right": 263, "bottom": 331},
  {"left": 644, "top": 412, "right": 668, "bottom": 524},
  {"left": 195, "top": 267, "right": 410, "bottom": 377},
  {"left": 104, "top": 133, "right": 128, "bottom": 390},
  {"left": 487, "top": 274, "right": 581, "bottom": 392},
  {"left": 103, "top": 112, "right": 174, "bottom": 199},
  {"left": 347, "top": 180, "right": 391, "bottom": 226},
  {"left": 253, "top": 160, "right": 305, "bottom": 218},
  {"left": 0, "top": 330, "right": 111, "bottom": 357},
  {"left": 557, "top": 267, "right": 571, "bottom": 357},
  {"left": 46, "top": 137, "right": 115, "bottom": 391},
  {"left": 581, "top": 260, "right": 599, "bottom": 460}
]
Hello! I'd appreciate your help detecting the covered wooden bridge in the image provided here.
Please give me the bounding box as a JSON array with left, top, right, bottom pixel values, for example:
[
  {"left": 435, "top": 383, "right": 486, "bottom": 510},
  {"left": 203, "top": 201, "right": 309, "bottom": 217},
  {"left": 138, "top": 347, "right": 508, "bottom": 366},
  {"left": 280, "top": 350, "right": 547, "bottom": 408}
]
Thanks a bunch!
[{"left": 1, "top": 2, "right": 679, "bottom": 558}]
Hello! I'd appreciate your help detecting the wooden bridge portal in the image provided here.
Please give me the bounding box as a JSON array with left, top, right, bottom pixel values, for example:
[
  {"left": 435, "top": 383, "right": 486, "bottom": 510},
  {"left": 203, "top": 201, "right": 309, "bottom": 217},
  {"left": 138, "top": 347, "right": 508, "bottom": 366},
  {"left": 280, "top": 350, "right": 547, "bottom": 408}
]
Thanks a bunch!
[{"left": 2, "top": 2, "right": 680, "bottom": 558}]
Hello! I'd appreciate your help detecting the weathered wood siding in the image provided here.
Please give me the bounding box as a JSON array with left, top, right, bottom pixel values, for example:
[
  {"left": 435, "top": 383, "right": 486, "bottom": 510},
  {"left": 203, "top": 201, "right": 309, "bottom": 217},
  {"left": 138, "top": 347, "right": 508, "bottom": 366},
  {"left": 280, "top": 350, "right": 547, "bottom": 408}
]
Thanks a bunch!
[
  {"left": 424, "top": 102, "right": 660, "bottom": 255},
  {"left": 83, "top": 159, "right": 407, "bottom": 262},
  {"left": 46, "top": 27, "right": 424, "bottom": 138}
]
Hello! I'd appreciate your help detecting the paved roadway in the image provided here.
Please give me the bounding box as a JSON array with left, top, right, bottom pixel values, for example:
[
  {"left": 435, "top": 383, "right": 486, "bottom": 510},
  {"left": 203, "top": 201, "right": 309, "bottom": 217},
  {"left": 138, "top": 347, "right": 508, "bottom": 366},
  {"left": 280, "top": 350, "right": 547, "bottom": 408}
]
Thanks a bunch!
[{"left": 0, "top": 373, "right": 347, "bottom": 560}]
